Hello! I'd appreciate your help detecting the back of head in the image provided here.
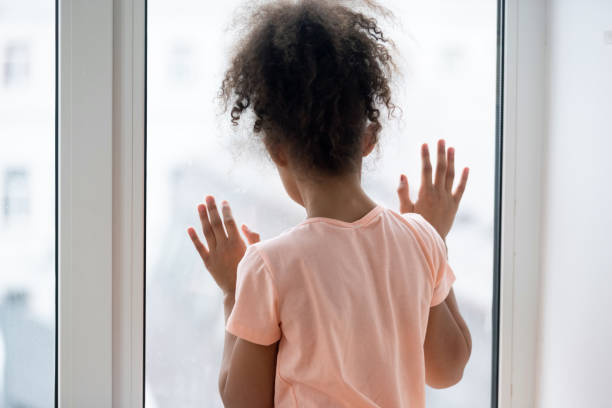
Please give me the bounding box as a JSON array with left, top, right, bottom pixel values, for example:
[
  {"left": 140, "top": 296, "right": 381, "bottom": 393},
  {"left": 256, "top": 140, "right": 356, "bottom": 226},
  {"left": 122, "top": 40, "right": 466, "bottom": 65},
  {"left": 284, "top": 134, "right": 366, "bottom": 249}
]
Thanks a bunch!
[{"left": 220, "top": 0, "right": 396, "bottom": 175}]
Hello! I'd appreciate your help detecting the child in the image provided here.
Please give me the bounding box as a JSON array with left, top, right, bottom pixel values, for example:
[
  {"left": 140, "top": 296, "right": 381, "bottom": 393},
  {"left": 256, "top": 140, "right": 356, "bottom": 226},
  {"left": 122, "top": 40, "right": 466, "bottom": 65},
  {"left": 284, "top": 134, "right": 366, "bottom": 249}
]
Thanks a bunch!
[{"left": 186, "top": 1, "right": 471, "bottom": 406}]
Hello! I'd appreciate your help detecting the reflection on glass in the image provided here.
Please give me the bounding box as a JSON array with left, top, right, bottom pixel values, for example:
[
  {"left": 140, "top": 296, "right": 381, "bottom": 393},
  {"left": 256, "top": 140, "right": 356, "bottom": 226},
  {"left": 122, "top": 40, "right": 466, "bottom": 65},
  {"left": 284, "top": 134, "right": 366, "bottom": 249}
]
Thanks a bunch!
[
  {"left": 147, "top": 1, "right": 496, "bottom": 406},
  {"left": 0, "top": 0, "right": 56, "bottom": 407}
]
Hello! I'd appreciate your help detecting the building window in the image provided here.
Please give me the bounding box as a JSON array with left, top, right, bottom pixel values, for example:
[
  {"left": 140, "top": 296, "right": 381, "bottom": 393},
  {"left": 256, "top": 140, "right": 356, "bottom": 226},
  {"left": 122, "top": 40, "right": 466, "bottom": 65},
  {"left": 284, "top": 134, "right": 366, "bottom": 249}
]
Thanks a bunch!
[
  {"left": 167, "top": 43, "right": 194, "bottom": 86},
  {"left": 3, "top": 43, "right": 30, "bottom": 88},
  {"left": 3, "top": 168, "right": 30, "bottom": 221}
]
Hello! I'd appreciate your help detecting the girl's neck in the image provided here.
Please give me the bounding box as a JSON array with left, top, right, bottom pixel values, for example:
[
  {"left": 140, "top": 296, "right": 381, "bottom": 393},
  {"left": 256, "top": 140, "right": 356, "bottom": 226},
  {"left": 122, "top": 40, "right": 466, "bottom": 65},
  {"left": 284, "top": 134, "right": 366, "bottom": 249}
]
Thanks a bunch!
[{"left": 297, "top": 172, "right": 377, "bottom": 223}]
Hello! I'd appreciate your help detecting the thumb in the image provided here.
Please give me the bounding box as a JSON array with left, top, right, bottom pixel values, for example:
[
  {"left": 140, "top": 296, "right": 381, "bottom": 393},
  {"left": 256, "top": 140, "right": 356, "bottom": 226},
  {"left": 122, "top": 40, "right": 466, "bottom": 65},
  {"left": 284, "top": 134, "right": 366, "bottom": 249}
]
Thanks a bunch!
[
  {"left": 241, "top": 224, "right": 261, "bottom": 245},
  {"left": 397, "top": 174, "right": 414, "bottom": 214}
]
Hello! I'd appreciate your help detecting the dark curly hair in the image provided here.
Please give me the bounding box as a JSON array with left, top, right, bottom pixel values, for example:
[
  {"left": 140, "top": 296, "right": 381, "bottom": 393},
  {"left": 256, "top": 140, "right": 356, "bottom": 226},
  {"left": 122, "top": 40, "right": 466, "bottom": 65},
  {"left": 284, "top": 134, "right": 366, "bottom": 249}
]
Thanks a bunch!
[{"left": 220, "top": 0, "right": 396, "bottom": 175}]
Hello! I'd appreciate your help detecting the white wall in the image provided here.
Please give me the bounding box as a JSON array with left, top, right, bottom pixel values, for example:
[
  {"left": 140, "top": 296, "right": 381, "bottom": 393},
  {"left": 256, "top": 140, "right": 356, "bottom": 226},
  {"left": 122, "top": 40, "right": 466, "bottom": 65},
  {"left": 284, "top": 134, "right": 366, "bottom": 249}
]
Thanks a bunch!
[{"left": 536, "top": 1, "right": 612, "bottom": 407}]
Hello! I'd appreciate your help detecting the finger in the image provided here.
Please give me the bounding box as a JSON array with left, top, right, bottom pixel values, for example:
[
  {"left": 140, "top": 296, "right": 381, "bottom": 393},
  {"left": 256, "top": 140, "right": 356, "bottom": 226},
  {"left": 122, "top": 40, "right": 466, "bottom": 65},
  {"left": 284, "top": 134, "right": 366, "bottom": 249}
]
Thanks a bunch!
[
  {"left": 433, "top": 139, "right": 447, "bottom": 189},
  {"left": 453, "top": 167, "right": 469, "bottom": 202},
  {"left": 198, "top": 203, "right": 216, "bottom": 249},
  {"left": 421, "top": 143, "right": 433, "bottom": 188},
  {"left": 445, "top": 147, "right": 455, "bottom": 192},
  {"left": 206, "top": 196, "right": 227, "bottom": 241},
  {"left": 397, "top": 174, "right": 414, "bottom": 214},
  {"left": 187, "top": 227, "right": 209, "bottom": 263},
  {"left": 221, "top": 200, "right": 240, "bottom": 240},
  {"left": 241, "top": 224, "right": 261, "bottom": 245}
]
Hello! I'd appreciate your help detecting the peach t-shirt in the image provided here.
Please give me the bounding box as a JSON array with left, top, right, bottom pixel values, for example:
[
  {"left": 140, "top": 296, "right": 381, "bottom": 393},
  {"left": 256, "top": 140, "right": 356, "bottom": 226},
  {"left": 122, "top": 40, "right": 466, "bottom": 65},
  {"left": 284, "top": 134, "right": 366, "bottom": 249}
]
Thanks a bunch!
[{"left": 226, "top": 205, "right": 455, "bottom": 407}]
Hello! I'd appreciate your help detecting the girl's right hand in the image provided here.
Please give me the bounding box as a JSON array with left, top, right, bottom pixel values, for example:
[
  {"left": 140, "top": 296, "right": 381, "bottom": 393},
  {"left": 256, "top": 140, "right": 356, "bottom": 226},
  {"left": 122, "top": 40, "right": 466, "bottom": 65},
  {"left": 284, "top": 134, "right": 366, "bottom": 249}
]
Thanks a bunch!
[
  {"left": 396, "top": 140, "right": 469, "bottom": 240},
  {"left": 187, "top": 196, "right": 260, "bottom": 296}
]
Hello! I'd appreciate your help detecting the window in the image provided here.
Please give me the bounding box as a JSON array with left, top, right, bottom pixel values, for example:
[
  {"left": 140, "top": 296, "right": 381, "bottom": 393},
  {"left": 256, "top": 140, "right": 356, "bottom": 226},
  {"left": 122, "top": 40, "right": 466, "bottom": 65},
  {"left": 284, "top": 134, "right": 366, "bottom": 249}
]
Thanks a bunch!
[
  {"left": 146, "top": 0, "right": 497, "bottom": 407},
  {"left": 0, "top": 0, "right": 56, "bottom": 406},
  {"left": 8, "top": 0, "right": 550, "bottom": 405}
]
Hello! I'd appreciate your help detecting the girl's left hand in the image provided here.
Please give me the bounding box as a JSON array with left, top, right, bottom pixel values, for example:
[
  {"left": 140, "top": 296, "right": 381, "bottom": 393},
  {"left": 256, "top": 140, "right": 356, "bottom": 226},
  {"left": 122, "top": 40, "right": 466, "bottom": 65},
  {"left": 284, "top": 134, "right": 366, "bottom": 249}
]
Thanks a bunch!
[
  {"left": 396, "top": 140, "right": 468, "bottom": 240},
  {"left": 187, "top": 196, "right": 260, "bottom": 296}
]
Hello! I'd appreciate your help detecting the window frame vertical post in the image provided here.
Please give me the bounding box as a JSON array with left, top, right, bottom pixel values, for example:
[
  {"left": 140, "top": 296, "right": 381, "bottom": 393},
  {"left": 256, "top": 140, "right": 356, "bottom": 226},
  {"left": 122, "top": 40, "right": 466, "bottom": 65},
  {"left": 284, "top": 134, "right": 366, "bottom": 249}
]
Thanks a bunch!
[
  {"left": 112, "top": 0, "right": 146, "bottom": 405},
  {"left": 497, "top": 0, "right": 547, "bottom": 406},
  {"left": 57, "top": 0, "right": 114, "bottom": 406}
]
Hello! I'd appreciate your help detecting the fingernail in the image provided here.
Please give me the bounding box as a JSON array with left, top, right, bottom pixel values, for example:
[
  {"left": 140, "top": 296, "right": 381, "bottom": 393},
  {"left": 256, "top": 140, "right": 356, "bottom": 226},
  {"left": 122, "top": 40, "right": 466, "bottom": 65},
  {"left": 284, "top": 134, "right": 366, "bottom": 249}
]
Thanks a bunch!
[
  {"left": 400, "top": 175, "right": 407, "bottom": 184},
  {"left": 221, "top": 200, "right": 229, "bottom": 207},
  {"left": 206, "top": 196, "right": 215, "bottom": 205}
]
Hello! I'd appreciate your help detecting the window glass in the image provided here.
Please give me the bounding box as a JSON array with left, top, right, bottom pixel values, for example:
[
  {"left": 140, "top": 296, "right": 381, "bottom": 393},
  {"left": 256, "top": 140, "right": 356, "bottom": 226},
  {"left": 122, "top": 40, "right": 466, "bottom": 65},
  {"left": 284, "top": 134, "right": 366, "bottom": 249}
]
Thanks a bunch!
[
  {"left": 146, "top": 1, "right": 496, "bottom": 406},
  {"left": 0, "top": 0, "right": 56, "bottom": 406}
]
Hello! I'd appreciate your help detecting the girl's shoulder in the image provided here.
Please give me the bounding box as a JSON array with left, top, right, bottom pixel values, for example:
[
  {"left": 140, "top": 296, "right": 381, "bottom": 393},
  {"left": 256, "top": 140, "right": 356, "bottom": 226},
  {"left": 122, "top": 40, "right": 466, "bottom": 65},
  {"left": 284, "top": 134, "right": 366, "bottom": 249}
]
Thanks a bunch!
[
  {"left": 388, "top": 210, "right": 443, "bottom": 243},
  {"left": 251, "top": 221, "right": 319, "bottom": 259}
]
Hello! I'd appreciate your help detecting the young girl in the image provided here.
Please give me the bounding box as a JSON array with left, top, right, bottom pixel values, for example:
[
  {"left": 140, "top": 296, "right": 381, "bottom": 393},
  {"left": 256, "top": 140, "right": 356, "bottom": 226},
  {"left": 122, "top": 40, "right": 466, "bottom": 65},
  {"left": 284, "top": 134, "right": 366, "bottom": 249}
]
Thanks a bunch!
[{"left": 186, "top": 1, "right": 472, "bottom": 406}]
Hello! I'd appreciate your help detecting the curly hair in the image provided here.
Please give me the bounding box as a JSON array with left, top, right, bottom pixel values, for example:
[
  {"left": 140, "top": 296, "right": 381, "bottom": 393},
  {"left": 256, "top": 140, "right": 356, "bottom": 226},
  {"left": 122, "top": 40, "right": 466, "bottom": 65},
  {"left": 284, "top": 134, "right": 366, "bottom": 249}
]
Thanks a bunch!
[{"left": 220, "top": 0, "right": 396, "bottom": 175}]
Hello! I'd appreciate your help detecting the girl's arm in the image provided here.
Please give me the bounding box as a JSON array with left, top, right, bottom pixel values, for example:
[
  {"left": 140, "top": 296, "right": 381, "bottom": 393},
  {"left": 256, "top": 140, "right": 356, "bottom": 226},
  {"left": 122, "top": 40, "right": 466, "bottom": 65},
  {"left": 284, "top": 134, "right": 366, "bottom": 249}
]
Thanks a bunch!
[
  {"left": 397, "top": 139, "right": 472, "bottom": 387},
  {"left": 187, "top": 197, "right": 277, "bottom": 407},
  {"left": 219, "top": 294, "right": 278, "bottom": 408},
  {"left": 424, "top": 289, "right": 472, "bottom": 388},
  {"left": 219, "top": 294, "right": 239, "bottom": 396},
  {"left": 443, "top": 287, "right": 472, "bottom": 353}
]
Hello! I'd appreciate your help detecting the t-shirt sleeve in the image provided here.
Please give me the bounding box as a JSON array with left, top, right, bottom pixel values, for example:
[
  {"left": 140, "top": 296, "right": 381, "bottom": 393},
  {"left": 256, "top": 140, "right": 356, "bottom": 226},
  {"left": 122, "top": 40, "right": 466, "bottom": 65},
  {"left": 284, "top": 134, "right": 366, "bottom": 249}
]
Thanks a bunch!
[
  {"left": 405, "top": 213, "right": 456, "bottom": 307},
  {"left": 226, "top": 245, "right": 281, "bottom": 346}
]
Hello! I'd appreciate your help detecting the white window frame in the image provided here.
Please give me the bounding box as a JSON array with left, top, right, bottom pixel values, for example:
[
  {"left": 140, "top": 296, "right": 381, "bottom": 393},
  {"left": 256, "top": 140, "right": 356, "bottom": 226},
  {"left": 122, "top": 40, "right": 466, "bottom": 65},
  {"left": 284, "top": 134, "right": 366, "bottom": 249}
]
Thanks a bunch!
[
  {"left": 110, "top": 0, "right": 146, "bottom": 406},
  {"left": 57, "top": 0, "right": 113, "bottom": 406},
  {"left": 497, "top": 0, "right": 546, "bottom": 407},
  {"left": 58, "top": 0, "right": 145, "bottom": 406},
  {"left": 55, "top": 0, "right": 547, "bottom": 406}
]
